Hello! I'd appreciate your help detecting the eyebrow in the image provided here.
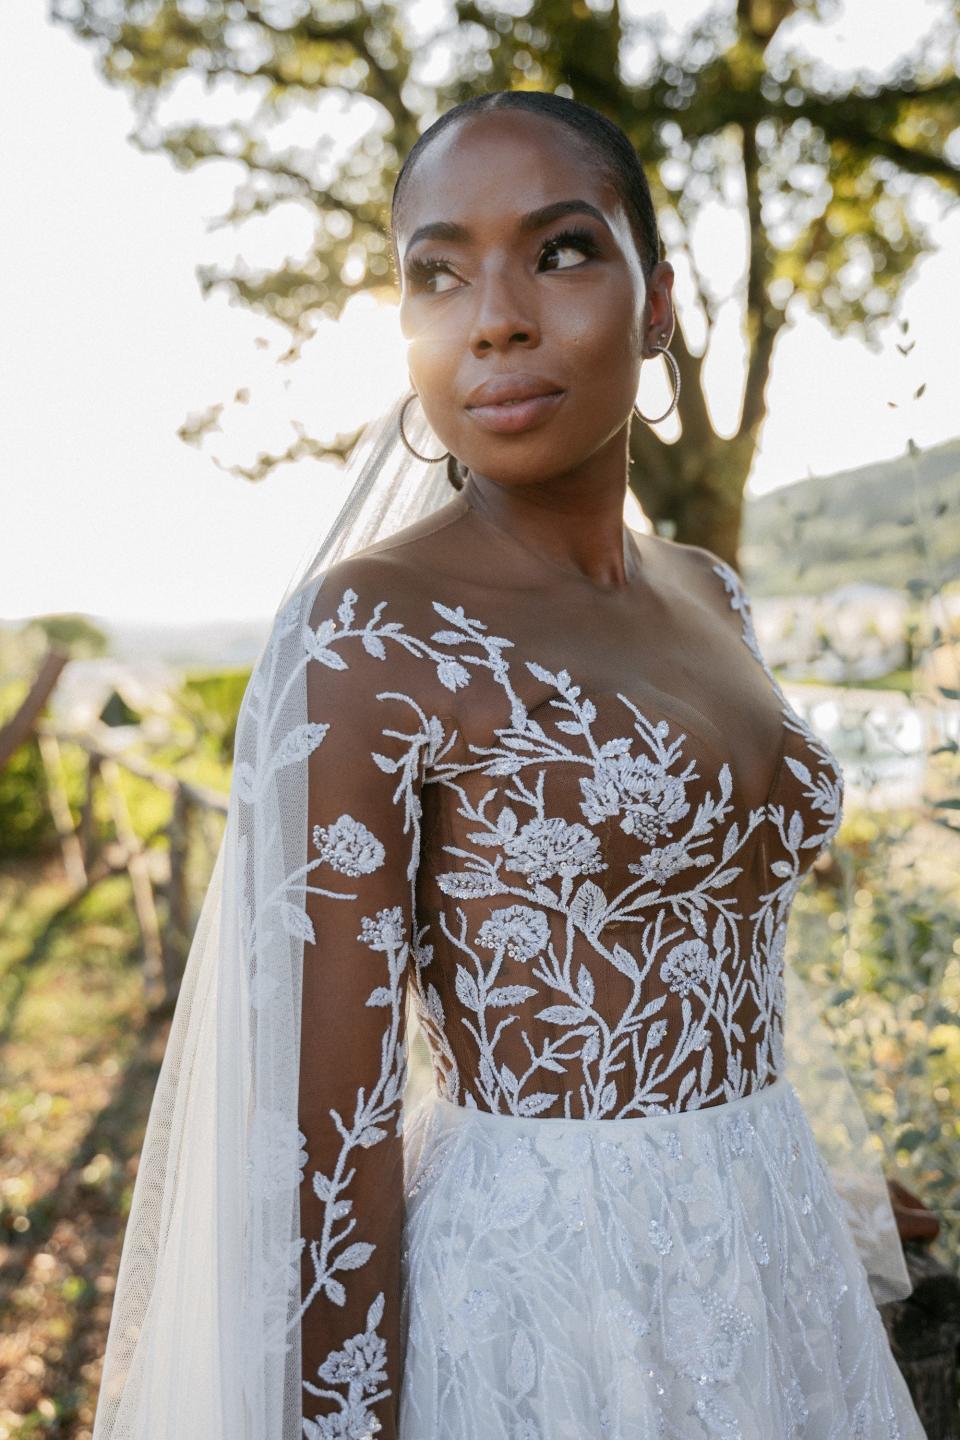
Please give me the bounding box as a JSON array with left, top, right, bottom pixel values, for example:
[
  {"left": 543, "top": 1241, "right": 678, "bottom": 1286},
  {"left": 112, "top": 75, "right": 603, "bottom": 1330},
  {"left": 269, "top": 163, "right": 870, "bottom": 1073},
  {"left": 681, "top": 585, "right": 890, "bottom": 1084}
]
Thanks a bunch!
[{"left": 402, "top": 199, "right": 613, "bottom": 258}]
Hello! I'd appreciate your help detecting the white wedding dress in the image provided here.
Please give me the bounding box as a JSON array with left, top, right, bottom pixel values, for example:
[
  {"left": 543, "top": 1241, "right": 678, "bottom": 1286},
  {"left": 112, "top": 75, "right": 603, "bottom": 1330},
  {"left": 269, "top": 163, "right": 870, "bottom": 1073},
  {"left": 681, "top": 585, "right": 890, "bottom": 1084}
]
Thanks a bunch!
[
  {"left": 90, "top": 398, "right": 923, "bottom": 1440},
  {"left": 294, "top": 487, "right": 925, "bottom": 1440}
]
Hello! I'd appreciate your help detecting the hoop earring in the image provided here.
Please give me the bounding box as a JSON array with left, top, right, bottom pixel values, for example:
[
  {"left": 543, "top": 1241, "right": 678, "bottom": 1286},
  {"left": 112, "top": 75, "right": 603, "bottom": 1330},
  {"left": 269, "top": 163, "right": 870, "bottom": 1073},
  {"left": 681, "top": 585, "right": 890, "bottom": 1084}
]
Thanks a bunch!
[
  {"left": 398, "top": 390, "right": 450, "bottom": 463},
  {"left": 633, "top": 345, "right": 681, "bottom": 426}
]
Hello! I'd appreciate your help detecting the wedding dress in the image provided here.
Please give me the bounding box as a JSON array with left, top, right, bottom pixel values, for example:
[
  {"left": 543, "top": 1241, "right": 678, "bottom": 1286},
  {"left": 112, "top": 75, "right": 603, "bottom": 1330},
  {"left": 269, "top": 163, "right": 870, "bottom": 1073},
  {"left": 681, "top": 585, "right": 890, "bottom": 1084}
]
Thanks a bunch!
[{"left": 91, "top": 393, "right": 924, "bottom": 1440}]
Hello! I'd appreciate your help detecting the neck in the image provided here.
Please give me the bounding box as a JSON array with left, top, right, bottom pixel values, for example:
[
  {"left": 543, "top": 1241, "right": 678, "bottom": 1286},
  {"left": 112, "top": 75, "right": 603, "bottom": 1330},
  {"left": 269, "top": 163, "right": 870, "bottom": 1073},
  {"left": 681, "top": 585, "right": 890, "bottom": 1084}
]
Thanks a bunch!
[{"left": 460, "top": 435, "right": 639, "bottom": 589}]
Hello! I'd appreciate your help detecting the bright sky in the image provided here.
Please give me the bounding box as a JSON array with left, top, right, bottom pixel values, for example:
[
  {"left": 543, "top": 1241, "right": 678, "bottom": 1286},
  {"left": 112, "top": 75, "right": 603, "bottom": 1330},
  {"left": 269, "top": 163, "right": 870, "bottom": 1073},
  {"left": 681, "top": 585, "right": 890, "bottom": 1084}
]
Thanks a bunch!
[{"left": 1, "top": 0, "right": 957, "bottom": 626}]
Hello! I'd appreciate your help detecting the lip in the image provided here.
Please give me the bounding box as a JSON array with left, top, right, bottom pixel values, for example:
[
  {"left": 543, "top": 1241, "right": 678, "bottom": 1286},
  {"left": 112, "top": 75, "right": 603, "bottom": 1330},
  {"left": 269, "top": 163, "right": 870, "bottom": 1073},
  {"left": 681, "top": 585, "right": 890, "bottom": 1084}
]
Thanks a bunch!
[{"left": 464, "top": 373, "right": 566, "bottom": 435}]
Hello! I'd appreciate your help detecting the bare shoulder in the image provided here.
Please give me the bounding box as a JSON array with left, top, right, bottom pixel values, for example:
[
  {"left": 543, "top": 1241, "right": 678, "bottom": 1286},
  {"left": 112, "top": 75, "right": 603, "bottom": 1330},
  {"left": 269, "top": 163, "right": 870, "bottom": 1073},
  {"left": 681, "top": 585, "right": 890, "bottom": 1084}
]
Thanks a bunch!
[
  {"left": 316, "top": 494, "right": 470, "bottom": 615},
  {"left": 638, "top": 530, "right": 740, "bottom": 619}
]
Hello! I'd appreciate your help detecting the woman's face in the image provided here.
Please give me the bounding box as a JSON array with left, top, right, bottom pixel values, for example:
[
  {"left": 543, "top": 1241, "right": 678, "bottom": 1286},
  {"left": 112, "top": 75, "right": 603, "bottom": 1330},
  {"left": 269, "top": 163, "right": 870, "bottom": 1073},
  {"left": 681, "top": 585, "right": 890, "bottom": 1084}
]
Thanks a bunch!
[{"left": 394, "top": 108, "right": 674, "bottom": 489}]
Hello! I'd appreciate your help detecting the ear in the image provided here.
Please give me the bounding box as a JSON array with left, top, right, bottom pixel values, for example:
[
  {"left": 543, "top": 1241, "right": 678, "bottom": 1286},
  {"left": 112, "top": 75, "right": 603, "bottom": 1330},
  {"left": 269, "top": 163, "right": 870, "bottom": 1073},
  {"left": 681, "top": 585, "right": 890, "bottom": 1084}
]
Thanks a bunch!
[{"left": 642, "top": 260, "right": 676, "bottom": 356}]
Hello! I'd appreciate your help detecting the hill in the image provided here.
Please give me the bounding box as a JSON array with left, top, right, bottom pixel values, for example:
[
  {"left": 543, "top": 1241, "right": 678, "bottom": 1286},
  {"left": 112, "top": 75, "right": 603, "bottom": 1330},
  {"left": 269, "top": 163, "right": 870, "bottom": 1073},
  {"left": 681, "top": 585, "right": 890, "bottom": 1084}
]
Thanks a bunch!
[{"left": 742, "top": 436, "right": 960, "bottom": 596}]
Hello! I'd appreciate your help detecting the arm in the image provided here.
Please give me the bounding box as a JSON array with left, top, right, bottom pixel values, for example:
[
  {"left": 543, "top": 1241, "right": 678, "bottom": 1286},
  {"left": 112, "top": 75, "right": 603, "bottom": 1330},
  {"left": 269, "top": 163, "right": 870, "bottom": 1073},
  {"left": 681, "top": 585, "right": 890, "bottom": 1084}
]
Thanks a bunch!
[{"left": 298, "top": 575, "right": 426, "bottom": 1440}]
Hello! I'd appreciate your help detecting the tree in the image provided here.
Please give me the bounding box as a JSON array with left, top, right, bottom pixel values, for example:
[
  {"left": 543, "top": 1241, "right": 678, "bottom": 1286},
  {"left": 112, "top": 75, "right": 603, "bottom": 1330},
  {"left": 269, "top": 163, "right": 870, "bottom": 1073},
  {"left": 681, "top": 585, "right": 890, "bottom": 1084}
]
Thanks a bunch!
[{"left": 52, "top": 0, "right": 960, "bottom": 563}]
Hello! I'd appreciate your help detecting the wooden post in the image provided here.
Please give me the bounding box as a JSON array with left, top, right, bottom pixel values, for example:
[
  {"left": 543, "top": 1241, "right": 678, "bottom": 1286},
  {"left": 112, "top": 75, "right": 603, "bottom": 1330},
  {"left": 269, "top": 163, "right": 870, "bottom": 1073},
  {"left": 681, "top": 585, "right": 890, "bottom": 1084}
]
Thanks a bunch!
[
  {"left": 0, "top": 650, "right": 68, "bottom": 771},
  {"left": 163, "top": 787, "right": 192, "bottom": 1002},
  {"left": 99, "top": 756, "right": 165, "bottom": 1009},
  {"left": 36, "top": 730, "right": 87, "bottom": 890},
  {"left": 79, "top": 752, "right": 100, "bottom": 870}
]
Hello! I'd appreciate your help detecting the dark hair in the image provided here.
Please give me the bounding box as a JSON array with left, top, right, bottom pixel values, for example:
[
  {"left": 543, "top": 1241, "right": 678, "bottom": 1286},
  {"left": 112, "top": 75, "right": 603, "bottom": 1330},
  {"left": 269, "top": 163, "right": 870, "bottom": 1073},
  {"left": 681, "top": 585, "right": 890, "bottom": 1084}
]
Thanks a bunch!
[{"left": 390, "top": 90, "right": 663, "bottom": 491}]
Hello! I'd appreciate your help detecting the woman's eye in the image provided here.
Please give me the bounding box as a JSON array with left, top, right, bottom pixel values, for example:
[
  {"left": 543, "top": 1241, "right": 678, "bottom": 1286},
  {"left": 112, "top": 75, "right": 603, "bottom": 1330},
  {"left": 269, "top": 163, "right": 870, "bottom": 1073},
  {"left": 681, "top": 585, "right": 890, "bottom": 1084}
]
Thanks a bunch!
[
  {"left": 428, "top": 268, "right": 461, "bottom": 294},
  {"left": 406, "top": 257, "right": 462, "bottom": 294},
  {"left": 538, "top": 230, "right": 595, "bottom": 272},
  {"left": 540, "top": 242, "right": 589, "bottom": 271}
]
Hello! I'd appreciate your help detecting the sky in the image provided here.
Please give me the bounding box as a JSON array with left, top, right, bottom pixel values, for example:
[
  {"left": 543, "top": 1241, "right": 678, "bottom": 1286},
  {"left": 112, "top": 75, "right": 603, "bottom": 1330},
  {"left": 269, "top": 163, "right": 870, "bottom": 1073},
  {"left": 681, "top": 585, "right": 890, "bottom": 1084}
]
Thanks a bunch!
[{"left": 1, "top": 0, "right": 957, "bottom": 627}]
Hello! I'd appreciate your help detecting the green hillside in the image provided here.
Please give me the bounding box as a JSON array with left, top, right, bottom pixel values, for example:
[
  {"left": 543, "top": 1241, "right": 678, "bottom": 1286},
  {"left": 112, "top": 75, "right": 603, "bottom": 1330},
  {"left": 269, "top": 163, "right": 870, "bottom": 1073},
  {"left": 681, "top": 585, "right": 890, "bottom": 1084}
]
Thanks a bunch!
[{"left": 741, "top": 437, "right": 960, "bottom": 596}]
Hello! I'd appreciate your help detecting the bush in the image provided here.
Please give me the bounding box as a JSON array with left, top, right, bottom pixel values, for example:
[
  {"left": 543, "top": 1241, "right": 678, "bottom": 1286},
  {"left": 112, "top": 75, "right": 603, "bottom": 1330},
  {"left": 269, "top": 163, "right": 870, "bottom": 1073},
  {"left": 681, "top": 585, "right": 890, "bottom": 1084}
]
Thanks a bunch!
[{"left": 177, "top": 668, "right": 252, "bottom": 764}]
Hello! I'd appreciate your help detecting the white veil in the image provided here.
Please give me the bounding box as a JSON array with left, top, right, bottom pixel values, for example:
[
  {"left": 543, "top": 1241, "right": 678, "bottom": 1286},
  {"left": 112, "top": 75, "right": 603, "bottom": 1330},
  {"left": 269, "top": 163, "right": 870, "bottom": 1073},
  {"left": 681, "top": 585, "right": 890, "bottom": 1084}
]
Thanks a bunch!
[{"left": 90, "top": 388, "right": 912, "bottom": 1440}]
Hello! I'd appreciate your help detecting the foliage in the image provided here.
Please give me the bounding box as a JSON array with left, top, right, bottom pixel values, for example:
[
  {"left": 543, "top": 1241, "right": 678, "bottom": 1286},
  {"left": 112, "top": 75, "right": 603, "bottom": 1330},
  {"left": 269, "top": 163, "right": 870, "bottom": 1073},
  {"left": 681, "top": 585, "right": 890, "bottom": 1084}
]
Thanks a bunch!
[
  {"left": 176, "top": 666, "right": 252, "bottom": 765},
  {"left": 0, "top": 684, "right": 84, "bottom": 862},
  {"left": 789, "top": 810, "right": 960, "bottom": 1274},
  {"left": 26, "top": 614, "right": 110, "bottom": 660},
  {"left": 50, "top": 0, "right": 960, "bottom": 559}
]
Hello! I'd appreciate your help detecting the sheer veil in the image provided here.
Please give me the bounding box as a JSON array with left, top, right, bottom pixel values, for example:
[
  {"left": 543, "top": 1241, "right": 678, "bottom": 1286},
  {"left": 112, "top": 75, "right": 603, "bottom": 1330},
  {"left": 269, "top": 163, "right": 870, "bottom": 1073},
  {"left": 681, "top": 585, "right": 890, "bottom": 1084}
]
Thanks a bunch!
[{"left": 91, "top": 387, "right": 912, "bottom": 1440}]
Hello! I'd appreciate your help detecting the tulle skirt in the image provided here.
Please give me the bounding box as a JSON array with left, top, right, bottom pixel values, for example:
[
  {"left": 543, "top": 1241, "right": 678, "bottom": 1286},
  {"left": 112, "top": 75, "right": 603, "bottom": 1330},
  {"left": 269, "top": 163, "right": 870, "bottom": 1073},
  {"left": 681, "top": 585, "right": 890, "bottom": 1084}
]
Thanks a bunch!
[{"left": 398, "top": 1076, "right": 925, "bottom": 1440}]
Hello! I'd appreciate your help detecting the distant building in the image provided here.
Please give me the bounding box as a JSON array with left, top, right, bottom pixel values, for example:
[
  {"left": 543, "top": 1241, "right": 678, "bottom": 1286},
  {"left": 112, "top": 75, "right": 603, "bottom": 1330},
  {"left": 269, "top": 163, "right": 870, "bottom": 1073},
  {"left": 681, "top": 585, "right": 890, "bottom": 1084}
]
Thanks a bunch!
[{"left": 752, "top": 583, "right": 908, "bottom": 682}]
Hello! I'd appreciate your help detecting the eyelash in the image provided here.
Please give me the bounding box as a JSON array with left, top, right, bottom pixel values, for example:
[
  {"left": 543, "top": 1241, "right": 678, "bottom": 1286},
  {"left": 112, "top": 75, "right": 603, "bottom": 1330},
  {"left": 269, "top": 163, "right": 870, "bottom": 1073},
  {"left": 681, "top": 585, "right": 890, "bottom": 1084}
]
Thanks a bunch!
[{"left": 406, "top": 226, "right": 601, "bottom": 291}]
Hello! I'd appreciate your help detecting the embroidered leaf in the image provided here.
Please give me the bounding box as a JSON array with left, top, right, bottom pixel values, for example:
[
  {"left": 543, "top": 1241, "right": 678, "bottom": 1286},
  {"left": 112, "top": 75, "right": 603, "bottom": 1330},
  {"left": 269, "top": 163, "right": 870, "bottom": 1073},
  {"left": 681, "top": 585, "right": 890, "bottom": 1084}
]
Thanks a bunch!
[
  {"left": 487, "top": 984, "right": 538, "bottom": 1008},
  {"left": 365, "top": 987, "right": 393, "bottom": 1007},
  {"left": 599, "top": 1081, "right": 617, "bottom": 1114},
  {"left": 427, "top": 983, "right": 445, "bottom": 1026},
  {"left": 785, "top": 755, "right": 812, "bottom": 786},
  {"left": 705, "top": 866, "right": 741, "bottom": 890},
  {"left": 273, "top": 722, "right": 329, "bottom": 770},
  {"left": 336, "top": 588, "right": 357, "bottom": 626},
  {"left": 362, "top": 630, "right": 387, "bottom": 660},
  {"left": 324, "top": 1278, "right": 346, "bottom": 1306},
  {"left": 788, "top": 810, "right": 804, "bottom": 849},
  {"left": 358, "top": 1125, "right": 388, "bottom": 1148},
  {"left": 455, "top": 965, "right": 481, "bottom": 1012},
  {"left": 646, "top": 1018, "right": 668, "bottom": 1048},
  {"left": 517, "top": 1091, "right": 558, "bottom": 1117},
  {"left": 312, "top": 1171, "right": 335, "bottom": 1201},
  {"left": 484, "top": 756, "right": 522, "bottom": 776},
  {"left": 437, "top": 870, "right": 501, "bottom": 899},
  {"left": 437, "top": 658, "right": 471, "bottom": 691},
  {"left": 367, "top": 1292, "right": 385, "bottom": 1331},
  {"left": 335, "top": 1242, "right": 375, "bottom": 1271},
  {"left": 303, "top": 623, "right": 349, "bottom": 669},
  {"left": 570, "top": 880, "right": 607, "bottom": 934},
  {"left": 234, "top": 760, "right": 258, "bottom": 805},
  {"left": 576, "top": 964, "right": 595, "bottom": 1006},
  {"left": 280, "top": 902, "right": 315, "bottom": 945},
  {"left": 371, "top": 752, "right": 400, "bottom": 773},
  {"left": 508, "top": 1328, "right": 537, "bottom": 1396},
  {"left": 537, "top": 1004, "right": 588, "bottom": 1025},
  {"left": 608, "top": 944, "right": 641, "bottom": 983}
]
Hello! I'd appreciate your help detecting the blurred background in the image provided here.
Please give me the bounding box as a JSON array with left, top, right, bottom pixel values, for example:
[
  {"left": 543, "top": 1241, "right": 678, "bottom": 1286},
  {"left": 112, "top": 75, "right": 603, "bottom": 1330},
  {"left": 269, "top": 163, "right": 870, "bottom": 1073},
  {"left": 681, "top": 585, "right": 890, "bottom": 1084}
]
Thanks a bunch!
[{"left": 1, "top": 0, "right": 959, "bottom": 1434}]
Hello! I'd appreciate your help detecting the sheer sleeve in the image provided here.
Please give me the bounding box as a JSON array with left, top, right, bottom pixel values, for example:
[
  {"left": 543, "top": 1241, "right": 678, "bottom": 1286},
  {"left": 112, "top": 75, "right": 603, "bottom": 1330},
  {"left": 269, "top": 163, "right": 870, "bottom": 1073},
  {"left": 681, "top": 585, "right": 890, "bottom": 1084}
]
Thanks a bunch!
[{"left": 298, "top": 574, "right": 426, "bottom": 1440}]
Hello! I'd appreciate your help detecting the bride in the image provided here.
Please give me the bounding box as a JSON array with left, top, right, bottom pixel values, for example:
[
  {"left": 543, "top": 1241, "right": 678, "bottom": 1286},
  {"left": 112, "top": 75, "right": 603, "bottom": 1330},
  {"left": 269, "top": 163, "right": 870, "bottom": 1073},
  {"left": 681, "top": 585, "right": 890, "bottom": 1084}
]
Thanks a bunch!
[{"left": 92, "top": 90, "right": 925, "bottom": 1440}]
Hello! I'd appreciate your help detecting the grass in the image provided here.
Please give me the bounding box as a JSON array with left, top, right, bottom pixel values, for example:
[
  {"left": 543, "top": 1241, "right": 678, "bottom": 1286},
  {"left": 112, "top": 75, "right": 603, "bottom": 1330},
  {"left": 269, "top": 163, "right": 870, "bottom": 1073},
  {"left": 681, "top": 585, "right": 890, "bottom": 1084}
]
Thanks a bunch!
[{"left": 0, "top": 858, "right": 170, "bottom": 1440}]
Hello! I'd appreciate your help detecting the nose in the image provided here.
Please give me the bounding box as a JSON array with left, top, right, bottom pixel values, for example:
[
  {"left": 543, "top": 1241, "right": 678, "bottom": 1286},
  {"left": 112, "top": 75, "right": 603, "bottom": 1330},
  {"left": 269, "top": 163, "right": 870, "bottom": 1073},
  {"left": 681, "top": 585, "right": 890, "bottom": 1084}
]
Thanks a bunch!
[{"left": 468, "top": 265, "right": 541, "bottom": 356}]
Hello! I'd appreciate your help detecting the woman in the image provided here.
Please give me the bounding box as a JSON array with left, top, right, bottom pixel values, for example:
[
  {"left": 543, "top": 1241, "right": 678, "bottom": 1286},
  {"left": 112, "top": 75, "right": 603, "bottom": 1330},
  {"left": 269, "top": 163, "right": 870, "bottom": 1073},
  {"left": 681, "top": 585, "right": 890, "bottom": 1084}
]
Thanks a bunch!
[{"left": 92, "top": 92, "right": 924, "bottom": 1440}]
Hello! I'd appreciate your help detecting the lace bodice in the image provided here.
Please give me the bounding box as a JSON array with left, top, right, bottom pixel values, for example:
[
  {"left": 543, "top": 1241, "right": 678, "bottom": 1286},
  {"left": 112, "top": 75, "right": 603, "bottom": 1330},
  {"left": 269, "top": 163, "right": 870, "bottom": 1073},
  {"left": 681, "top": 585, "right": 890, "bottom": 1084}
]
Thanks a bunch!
[{"left": 295, "top": 491, "right": 844, "bottom": 1439}]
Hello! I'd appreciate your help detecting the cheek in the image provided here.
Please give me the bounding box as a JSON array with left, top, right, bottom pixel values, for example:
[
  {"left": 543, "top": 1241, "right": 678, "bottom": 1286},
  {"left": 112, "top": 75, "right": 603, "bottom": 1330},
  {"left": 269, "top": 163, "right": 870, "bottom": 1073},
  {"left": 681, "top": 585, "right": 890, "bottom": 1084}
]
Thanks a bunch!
[{"left": 402, "top": 307, "right": 460, "bottom": 394}]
